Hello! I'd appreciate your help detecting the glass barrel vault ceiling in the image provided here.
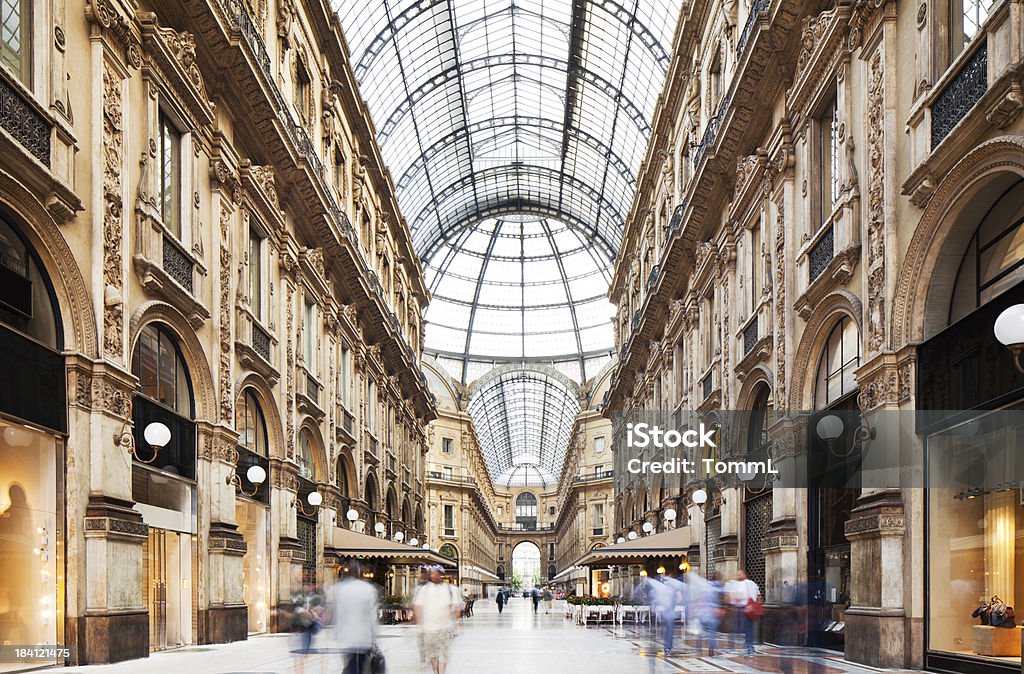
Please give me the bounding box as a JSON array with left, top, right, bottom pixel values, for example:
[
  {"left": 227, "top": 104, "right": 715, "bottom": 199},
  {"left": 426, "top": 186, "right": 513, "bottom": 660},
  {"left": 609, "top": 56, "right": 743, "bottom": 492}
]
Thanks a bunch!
[
  {"left": 334, "top": 0, "right": 683, "bottom": 384},
  {"left": 466, "top": 367, "right": 581, "bottom": 487},
  {"left": 334, "top": 0, "right": 682, "bottom": 486}
]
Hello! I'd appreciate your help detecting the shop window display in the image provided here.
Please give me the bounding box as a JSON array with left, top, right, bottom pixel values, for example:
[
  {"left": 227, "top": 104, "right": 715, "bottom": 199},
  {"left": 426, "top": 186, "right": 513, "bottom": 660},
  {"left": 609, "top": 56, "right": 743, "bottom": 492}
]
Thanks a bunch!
[
  {"left": 928, "top": 410, "right": 1024, "bottom": 667},
  {"left": 0, "top": 424, "right": 58, "bottom": 650}
]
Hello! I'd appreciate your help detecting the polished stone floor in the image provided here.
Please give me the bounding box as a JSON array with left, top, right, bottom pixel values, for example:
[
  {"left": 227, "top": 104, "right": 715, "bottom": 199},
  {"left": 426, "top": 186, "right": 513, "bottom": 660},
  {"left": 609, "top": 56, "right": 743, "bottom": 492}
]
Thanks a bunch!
[{"left": 59, "top": 598, "right": 929, "bottom": 674}]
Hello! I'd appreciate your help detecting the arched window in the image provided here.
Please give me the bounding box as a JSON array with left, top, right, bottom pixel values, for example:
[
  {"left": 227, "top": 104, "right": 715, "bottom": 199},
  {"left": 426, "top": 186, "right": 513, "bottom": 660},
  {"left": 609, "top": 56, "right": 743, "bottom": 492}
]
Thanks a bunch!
[
  {"left": 365, "top": 473, "right": 378, "bottom": 529},
  {"left": 814, "top": 316, "right": 860, "bottom": 409},
  {"left": 336, "top": 456, "right": 349, "bottom": 498},
  {"left": 515, "top": 492, "right": 538, "bottom": 530},
  {"left": 133, "top": 323, "right": 193, "bottom": 416},
  {"left": 237, "top": 389, "right": 268, "bottom": 457},
  {"left": 297, "top": 429, "right": 315, "bottom": 480},
  {"left": 950, "top": 177, "right": 1024, "bottom": 322},
  {"left": 748, "top": 385, "right": 773, "bottom": 453},
  {"left": 131, "top": 323, "right": 196, "bottom": 478},
  {"left": 439, "top": 543, "right": 458, "bottom": 561},
  {"left": 0, "top": 213, "right": 60, "bottom": 349}
]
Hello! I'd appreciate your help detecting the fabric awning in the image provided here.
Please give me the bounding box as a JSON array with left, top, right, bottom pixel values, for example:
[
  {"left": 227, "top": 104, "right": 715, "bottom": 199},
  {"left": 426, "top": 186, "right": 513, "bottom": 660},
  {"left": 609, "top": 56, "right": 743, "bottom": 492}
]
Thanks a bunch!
[
  {"left": 574, "top": 526, "right": 693, "bottom": 567},
  {"left": 332, "top": 527, "right": 456, "bottom": 567}
]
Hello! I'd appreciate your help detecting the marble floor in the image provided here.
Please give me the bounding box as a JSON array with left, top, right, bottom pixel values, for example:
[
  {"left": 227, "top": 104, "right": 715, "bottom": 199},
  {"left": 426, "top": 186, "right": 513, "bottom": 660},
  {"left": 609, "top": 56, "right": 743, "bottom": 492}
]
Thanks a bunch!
[{"left": 57, "top": 598, "right": 931, "bottom": 674}]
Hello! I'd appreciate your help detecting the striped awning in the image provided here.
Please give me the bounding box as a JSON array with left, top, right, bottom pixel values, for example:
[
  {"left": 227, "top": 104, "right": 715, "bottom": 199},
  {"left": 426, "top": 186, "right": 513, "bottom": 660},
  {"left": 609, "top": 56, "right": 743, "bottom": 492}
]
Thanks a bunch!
[{"left": 332, "top": 527, "right": 456, "bottom": 567}]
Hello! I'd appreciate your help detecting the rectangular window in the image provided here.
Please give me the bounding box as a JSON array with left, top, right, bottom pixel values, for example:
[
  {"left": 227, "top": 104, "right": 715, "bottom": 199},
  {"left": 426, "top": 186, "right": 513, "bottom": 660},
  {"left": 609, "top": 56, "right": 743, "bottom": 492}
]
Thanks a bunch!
[
  {"left": 249, "top": 228, "right": 263, "bottom": 321},
  {"left": 594, "top": 465, "right": 604, "bottom": 477},
  {"left": 158, "top": 113, "right": 182, "bottom": 238},
  {"left": 442, "top": 437, "right": 454, "bottom": 454},
  {"left": 367, "top": 380, "right": 377, "bottom": 433},
  {"left": 548, "top": 543, "right": 554, "bottom": 559},
  {"left": 443, "top": 504, "right": 455, "bottom": 531},
  {"left": 303, "top": 300, "right": 315, "bottom": 372},
  {"left": 750, "top": 222, "right": 762, "bottom": 311},
  {"left": 0, "top": 0, "right": 29, "bottom": 83},
  {"left": 338, "top": 345, "right": 350, "bottom": 405},
  {"left": 592, "top": 503, "right": 604, "bottom": 529},
  {"left": 442, "top": 466, "right": 453, "bottom": 480},
  {"left": 818, "top": 95, "right": 839, "bottom": 225},
  {"left": 703, "top": 292, "right": 717, "bottom": 368},
  {"left": 709, "top": 50, "right": 722, "bottom": 111},
  {"left": 950, "top": 0, "right": 992, "bottom": 58},
  {"left": 594, "top": 435, "right": 606, "bottom": 454}
]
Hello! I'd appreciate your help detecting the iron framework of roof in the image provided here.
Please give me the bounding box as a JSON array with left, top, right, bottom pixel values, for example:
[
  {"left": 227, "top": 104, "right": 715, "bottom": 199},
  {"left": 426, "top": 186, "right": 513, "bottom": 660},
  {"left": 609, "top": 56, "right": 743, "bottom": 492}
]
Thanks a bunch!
[{"left": 335, "top": 0, "right": 682, "bottom": 484}]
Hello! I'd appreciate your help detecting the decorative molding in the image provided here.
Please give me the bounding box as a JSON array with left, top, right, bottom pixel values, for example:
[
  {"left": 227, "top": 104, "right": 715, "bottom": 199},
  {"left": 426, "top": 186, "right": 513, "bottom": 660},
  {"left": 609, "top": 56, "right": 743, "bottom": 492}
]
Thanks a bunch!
[
  {"left": 773, "top": 197, "right": 787, "bottom": 405},
  {"left": 218, "top": 205, "right": 234, "bottom": 422},
  {"left": 102, "top": 61, "right": 124, "bottom": 360},
  {"left": 138, "top": 14, "right": 215, "bottom": 127},
  {"left": 865, "top": 49, "right": 886, "bottom": 354}
]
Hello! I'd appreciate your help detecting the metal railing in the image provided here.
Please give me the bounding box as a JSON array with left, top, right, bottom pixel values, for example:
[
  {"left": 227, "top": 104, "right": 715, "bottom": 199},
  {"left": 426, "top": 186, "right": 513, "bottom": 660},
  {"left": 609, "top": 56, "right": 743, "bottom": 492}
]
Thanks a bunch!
[
  {"left": 162, "top": 236, "right": 193, "bottom": 293},
  {"left": 808, "top": 225, "right": 835, "bottom": 284},
  {"left": 252, "top": 322, "right": 271, "bottom": 362},
  {"left": 931, "top": 40, "right": 988, "bottom": 150},
  {"left": 743, "top": 318, "right": 759, "bottom": 355}
]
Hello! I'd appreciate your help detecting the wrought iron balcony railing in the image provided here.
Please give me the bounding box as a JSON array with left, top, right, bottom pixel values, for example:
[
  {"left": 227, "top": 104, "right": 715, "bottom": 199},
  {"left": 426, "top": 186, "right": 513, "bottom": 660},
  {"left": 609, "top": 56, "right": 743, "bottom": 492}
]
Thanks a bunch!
[
  {"left": 743, "top": 318, "right": 759, "bottom": 355},
  {"left": 931, "top": 40, "right": 988, "bottom": 150},
  {"left": 808, "top": 225, "right": 835, "bottom": 284}
]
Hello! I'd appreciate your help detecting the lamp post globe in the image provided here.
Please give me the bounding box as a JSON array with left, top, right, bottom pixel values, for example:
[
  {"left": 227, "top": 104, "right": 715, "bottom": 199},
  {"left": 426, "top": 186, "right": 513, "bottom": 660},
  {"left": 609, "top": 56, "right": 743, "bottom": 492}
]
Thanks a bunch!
[
  {"left": 143, "top": 422, "right": 172, "bottom": 448},
  {"left": 245, "top": 465, "right": 267, "bottom": 485}
]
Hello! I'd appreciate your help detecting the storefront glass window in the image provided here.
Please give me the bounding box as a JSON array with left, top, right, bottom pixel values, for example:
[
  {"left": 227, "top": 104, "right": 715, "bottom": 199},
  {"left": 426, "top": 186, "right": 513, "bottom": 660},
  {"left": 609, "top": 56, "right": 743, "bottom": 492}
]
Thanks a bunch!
[
  {"left": 0, "top": 424, "right": 57, "bottom": 648},
  {"left": 928, "top": 409, "right": 1024, "bottom": 667}
]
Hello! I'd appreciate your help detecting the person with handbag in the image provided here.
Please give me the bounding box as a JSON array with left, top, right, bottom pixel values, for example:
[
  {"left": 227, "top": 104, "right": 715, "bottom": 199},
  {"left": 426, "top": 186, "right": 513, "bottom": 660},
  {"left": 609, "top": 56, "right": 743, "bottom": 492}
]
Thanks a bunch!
[
  {"left": 327, "top": 560, "right": 380, "bottom": 674},
  {"left": 414, "top": 566, "right": 463, "bottom": 674},
  {"left": 725, "top": 569, "right": 762, "bottom": 656}
]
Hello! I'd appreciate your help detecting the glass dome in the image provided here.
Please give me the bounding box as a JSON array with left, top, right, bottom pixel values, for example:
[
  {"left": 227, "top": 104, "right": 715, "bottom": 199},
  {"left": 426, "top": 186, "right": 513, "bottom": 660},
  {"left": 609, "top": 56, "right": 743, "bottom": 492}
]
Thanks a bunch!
[
  {"left": 425, "top": 215, "right": 615, "bottom": 383},
  {"left": 334, "top": 0, "right": 683, "bottom": 385}
]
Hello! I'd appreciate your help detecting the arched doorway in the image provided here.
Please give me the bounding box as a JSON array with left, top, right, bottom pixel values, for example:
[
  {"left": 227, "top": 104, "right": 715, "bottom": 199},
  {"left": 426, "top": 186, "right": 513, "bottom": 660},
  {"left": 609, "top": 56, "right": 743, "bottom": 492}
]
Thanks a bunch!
[
  {"left": 0, "top": 210, "right": 65, "bottom": 652},
  {"left": 511, "top": 541, "right": 541, "bottom": 590},
  {"left": 807, "top": 314, "right": 862, "bottom": 651},
  {"left": 439, "top": 543, "right": 459, "bottom": 584},
  {"left": 235, "top": 386, "right": 272, "bottom": 634},
  {"left": 913, "top": 171, "right": 1024, "bottom": 674},
  {"left": 131, "top": 321, "right": 198, "bottom": 651}
]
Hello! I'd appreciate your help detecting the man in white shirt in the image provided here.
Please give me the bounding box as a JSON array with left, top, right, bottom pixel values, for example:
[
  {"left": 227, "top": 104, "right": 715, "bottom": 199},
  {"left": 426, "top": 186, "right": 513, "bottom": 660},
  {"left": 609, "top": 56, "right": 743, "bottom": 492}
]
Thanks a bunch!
[
  {"left": 327, "top": 560, "right": 380, "bottom": 674},
  {"left": 725, "top": 570, "right": 761, "bottom": 655},
  {"left": 414, "top": 566, "right": 463, "bottom": 674}
]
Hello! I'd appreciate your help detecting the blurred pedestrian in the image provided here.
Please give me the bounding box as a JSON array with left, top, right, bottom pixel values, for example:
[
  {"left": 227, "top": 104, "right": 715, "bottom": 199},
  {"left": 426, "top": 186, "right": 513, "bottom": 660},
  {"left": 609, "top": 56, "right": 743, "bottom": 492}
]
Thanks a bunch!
[
  {"left": 531, "top": 586, "right": 541, "bottom": 613},
  {"left": 543, "top": 586, "right": 553, "bottom": 613},
  {"left": 414, "top": 566, "right": 463, "bottom": 674},
  {"left": 289, "top": 580, "right": 323, "bottom": 673},
  {"left": 726, "top": 570, "right": 761, "bottom": 655},
  {"left": 327, "top": 560, "right": 379, "bottom": 674},
  {"left": 648, "top": 573, "right": 685, "bottom": 655},
  {"left": 496, "top": 587, "right": 506, "bottom": 614}
]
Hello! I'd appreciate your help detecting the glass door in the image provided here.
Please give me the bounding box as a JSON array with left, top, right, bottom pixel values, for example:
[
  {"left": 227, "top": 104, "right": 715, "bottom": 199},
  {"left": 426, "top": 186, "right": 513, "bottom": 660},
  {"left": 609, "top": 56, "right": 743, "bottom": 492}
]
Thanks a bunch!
[{"left": 143, "top": 529, "right": 194, "bottom": 651}]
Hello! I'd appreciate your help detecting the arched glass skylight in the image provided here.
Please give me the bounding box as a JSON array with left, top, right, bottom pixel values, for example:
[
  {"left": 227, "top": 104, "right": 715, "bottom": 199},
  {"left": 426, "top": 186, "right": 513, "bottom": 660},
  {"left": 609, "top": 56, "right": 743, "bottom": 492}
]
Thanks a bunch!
[
  {"left": 334, "top": 0, "right": 683, "bottom": 384},
  {"left": 466, "top": 366, "right": 581, "bottom": 486}
]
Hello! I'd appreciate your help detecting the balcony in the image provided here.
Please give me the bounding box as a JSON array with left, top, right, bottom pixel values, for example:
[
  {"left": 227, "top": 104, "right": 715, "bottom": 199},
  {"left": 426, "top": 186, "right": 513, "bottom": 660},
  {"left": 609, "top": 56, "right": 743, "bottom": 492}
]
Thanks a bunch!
[
  {"left": 335, "top": 402, "right": 356, "bottom": 443},
  {"left": 573, "top": 470, "right": 614, "bottom": 483},
  {"left": 133, "top": 215, "right": 209, "bottom": 326},
  {"left": 646, "top": 265, "right": 661, "bottom": 291},
  {"left": 807, "top": 225, "right": 834, "bottom": 284},
  {"left": 0, "top": 71, "right": 51, "bottom": 167},
  {"left": 743, "top": 316, "right": 759, "bottom": 356},
  {"left": 365, "top": 433, "right": 380, "bottom": 463},
  {"left": 236, "top": 313, "right": 279, "bottom": 385},
  {"left": 295, "top": 367, "right": 324, "bottom": 421},
  {"left": 497, "top": 523, "right": 555, "bottom": 533},
  {"left": 931, "top": 40, "right": 988, "bottom": 151}
]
